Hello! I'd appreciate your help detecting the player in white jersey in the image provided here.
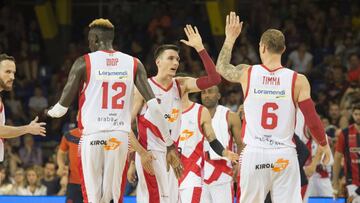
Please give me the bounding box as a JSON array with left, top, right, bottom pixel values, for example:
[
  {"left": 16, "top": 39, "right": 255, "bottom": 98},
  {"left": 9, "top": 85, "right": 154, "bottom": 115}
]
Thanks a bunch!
[
  {"left": 200, "top": 86, "right": 243, "bottom": 203},
  {"left": 47, "top": 19, "right": 181, "bottom": 203},
  {"left": 0, "top": 54, "right": 45, "bottom": 162},
  {"left": 128, "top": 25, "right": 222, "bottom": 203},
  {"left": 295, "top": 110, "right": 334, "bottom": 202},
  {"left": 215, "top": 12, "right": 332, "bottom": 203},
  {"left": 178, "top": 89, "right": 238, "bottom": 203}
]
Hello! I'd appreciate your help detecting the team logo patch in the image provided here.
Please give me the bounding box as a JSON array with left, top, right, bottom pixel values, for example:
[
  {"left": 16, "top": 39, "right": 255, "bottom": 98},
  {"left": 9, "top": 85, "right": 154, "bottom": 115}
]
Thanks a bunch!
[
  {"left": 272, "top": 158, "right": 289, "bottom": 172},
  {"left": 179, "top": 129, "right": 194, "bottom": 141},
  {"left": 255, "top": 158, "right": 289, "bottom": 172},
  {"left": 90, "top": 137, "right": 122, "bottom": 151},
  {"left": 164, "top": 108, "right": 179, "bottom": 123}
]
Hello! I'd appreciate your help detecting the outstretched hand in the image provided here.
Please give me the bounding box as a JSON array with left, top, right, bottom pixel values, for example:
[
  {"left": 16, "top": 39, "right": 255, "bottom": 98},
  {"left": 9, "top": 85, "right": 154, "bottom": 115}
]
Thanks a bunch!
[
  {"left": 225, "top": 12, "right": 243, "bottom": 44},
  {"left": 180, "top": 24, "right": 205, "bottom": 52},
  {"left": 27, "top": 116, "right": 46, "bottom": 136}
]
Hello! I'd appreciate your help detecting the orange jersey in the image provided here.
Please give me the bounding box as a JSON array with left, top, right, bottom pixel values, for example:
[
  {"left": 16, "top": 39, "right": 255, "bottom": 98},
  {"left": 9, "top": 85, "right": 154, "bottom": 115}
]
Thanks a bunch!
[{"left": 59, "top": 128, "right": 82, "bottom": 184}]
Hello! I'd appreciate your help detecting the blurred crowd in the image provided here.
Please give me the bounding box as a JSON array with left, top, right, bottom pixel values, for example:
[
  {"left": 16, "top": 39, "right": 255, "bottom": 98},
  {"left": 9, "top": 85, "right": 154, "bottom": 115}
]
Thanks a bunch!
[{"left": 0, "top": 0, "right": 359, "bottom": 198}]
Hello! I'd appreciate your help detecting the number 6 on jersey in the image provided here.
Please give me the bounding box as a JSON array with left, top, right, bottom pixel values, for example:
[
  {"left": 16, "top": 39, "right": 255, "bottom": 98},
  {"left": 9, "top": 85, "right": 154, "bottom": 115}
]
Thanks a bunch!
[{"left": 261, "top": 102, "right": 279, "bottom": 129}]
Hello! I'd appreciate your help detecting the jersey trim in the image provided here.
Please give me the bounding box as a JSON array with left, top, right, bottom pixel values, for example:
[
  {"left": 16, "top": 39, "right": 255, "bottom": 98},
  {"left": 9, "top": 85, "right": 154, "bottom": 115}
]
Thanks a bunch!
[
  {"left": 226, "top": 110, "right": 233, "bottom": 149},
  {"left": 175, "top": 79, "right": 182, "bottom": 98},
  {"left": 198, "top": 106, "right": 204, "bottom": 136},
  {"left": 183, "top": 102, "right": 195, "bottom": 114},
  {"left": 150, "top": 77, "right": 173, "bottom": 92},
  {"left": 260, "top": 64, "right": 284, "bottom": 72},
  {"left": 78, "top": 54, "right": 91, "bottom": 130},
  {"left": 244, "top": 66, "right": 252, "bottom": 99},
  {"left": 133, "top": 57, "right": 138, "bottom": 81},
  {"left": 291, "top": 72, "right": 298, "bottom": 107},
  {"left": 99, "top": 50, "right": 116, "bottom": 53}
]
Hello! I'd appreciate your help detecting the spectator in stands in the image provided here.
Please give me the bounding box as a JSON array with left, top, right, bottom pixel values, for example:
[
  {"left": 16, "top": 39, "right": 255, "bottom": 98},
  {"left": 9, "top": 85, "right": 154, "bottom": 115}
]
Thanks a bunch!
[
  {"left": 18, "top": 166, "right": 46, "bottom": 195},
  {"left": 10, "top": 168, "right": 25, "bottom": 195},
  {"left": 287, "top": 42, "right": 313, "bottom": 74},
  {"left": 0, "top": 164, "right": 13, "bottom": 194},
  {"left": 347, "top": 53, "right": 360, "bottom": 84},
  {"left": 41, "top": 162, "right": 60, "bottom": 195},
  {"left": 19, "top": 135, "right": 43, "bottom": 168},
  {"left": 28, "top": 86, "right": 48, "bottom": 119}
]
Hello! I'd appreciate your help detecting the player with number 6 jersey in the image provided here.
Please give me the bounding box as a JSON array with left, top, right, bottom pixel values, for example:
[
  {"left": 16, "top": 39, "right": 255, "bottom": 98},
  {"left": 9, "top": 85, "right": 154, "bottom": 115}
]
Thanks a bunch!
[{"left": 216, "top": 12, "right": 332, "bottom": 203}]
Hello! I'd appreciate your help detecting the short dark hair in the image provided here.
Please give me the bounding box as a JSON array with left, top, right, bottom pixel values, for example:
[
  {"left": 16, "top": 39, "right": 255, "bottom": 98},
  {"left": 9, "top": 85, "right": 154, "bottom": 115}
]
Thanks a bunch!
[
  {"left": 0, "top": 54, "right": 15, "bottom": 63},
  {"left": 353, "top": 103, "right": 360, "bottom": 112},
  {"left": 154, "top": 44, "right": 180, "bottom": 60}
]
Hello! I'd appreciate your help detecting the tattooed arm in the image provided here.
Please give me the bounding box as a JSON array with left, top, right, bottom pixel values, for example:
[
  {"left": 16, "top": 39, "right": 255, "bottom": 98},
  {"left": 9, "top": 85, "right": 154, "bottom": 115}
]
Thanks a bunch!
[{"left": 216, "top": 12, "right": 250, "bottom": 83}]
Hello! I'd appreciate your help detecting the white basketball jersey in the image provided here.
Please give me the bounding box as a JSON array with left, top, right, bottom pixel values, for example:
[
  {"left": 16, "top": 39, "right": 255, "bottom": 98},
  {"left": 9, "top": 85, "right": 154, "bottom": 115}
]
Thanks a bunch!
[
  {"left": 178, "top": 103, "right": 204, "bottom": 189},
  {"left": 207, "top": 105, "right": 232, "bottom": 160},
  {"left": 79, "top": 50, "right": 136, "bottom": 135},
  {"left": 243, "top": 65, "right": 297, "bottom": 148},
  {"left": 203, "top": 105, "right": 233, "bottom": 185},
  {"left": 137, "top": 77, "right": 181, "bottom": 152},
  {"left": 0, "top": 98, "right": 5, "bottom": 161}
]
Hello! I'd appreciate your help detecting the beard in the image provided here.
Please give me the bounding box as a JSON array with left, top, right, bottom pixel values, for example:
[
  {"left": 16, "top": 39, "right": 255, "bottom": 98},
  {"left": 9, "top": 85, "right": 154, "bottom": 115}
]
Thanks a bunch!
[{"left": 0, "top": 79, "right": 12, "bottom": 91}]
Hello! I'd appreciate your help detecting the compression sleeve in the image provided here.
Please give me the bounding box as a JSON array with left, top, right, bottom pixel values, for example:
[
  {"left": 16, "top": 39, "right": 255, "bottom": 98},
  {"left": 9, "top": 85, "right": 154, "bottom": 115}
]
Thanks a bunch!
[
  {"left": 298, "top": 99, "right": 327, "bottom": 146},
  {"left": 195, "top": 49, "right": 221, "bottom": 90}
]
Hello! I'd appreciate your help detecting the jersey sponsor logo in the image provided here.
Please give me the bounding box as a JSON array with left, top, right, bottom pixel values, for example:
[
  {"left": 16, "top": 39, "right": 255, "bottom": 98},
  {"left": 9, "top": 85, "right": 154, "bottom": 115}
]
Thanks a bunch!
[
  {"left": 106, "top": 58, "right": 119, "bottom": 66},
  {"left": 97, "top": 115, "right": 125, "bottom": 126},
  {"left": 96, "top": 69, "right": 128, "bottom": 80},
  {"left": 255, "top": 158, "right": 289, "bottom": 172},
  {"left": 254, "top": 135, "right": 284, "bottom": 146},
  {"left": 272, "top": 158, "right": 289, "bottom": 172},
  {"left": 253, "top": 88, "right": 287, "bottom": 99},
  {"left": 262, "top": 76, "right": 280, "bottom": 85},
  {"left": 164, "top": 108, "right": 179, "bottom": 123},
  {"left": 179, "top": 129, "right": 195, "bottom": 141},
  {"left": 90, "top": 137, "right": 122, "bottom": 151}
]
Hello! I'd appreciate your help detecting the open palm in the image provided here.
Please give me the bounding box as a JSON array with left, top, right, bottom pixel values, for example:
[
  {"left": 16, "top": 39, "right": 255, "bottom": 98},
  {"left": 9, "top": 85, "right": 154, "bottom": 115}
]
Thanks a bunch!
[
  {"left": 180, "top": 24, "right": 204, "bottom": 51},
  {"left": 225, "top": 12, "right": 243, "bottom": 43}
]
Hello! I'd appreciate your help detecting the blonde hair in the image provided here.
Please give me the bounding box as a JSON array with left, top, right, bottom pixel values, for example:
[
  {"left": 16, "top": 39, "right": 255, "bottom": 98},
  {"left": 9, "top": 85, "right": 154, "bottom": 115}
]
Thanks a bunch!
[
  {"left": 88, "top": 18, "right": 114, "bottom": 30},
  {"left": 260, "top": 29, "right": 285, "bottom": 54}
]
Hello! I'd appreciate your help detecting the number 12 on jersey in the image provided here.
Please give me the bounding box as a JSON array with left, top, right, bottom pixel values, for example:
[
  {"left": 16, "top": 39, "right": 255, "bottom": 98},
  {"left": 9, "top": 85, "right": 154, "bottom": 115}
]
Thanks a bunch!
[
  {"left": 261, "top": 102, "right": 279, "bottom": 129},
  {"left": 101, "top": 82, "right": 126, "bottom": 109}
]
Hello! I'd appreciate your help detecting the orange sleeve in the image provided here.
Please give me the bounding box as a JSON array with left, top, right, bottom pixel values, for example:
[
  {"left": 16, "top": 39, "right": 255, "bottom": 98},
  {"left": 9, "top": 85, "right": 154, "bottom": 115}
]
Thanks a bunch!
[{"left": 59, "top": 136, "right": 69, "bottom": 152}]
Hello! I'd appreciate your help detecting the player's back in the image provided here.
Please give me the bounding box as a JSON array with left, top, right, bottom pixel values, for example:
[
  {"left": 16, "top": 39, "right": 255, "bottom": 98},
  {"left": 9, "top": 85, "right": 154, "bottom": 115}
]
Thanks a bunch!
[
  {"left": 243, "top": 64, "right": 297, "bottom": 148},
  {"left": 79, "top": 50, "right": 136, "bottom": 135}
]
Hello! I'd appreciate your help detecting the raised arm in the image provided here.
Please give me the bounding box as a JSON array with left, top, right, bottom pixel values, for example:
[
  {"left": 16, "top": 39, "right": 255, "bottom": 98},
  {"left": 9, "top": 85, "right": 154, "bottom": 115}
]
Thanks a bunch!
[
  {"left": 216, "top": 12, "right": 250, "bottom": 83},
  {"left": 177, "top": 25, "right": 221, "bottom": 94},
  {"left": 47, "top": 56, "right": 86, "bottom": 118},
  {"left": 295, "top": 74, "right": 332, "bottom": 164},
  {"left": 201, "top": 106, "right": 239, "bottom": 162}
]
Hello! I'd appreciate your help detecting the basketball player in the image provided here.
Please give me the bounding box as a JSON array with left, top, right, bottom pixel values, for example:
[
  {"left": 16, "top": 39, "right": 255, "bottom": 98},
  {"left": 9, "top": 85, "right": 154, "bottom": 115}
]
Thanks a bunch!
[
  {"left": 131, "top": 25, "right": 221, "bottom": 203},
  {"left": 47, "top": 19, "right": 181, "bottom": 203},
  {"left": 333, "top": 103, "right": 360, "bottom": 203},
  {"left": 294, "top": 110, "right": 334, "bottom": 202},
  {"left": 57, "top": 127, "right": 83, "bottom": 203},
  {"left": 178, "top": 85, "right": 239, "bottom": 203},
  {"left": 216, "top": 12, "right": 332, "bottom": 203},
  {"left": 0, "top": 53, "right": 46, "bottom": 162},
  {"left": 200, "top": 86, "right": 243, "bottom": 203}
]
